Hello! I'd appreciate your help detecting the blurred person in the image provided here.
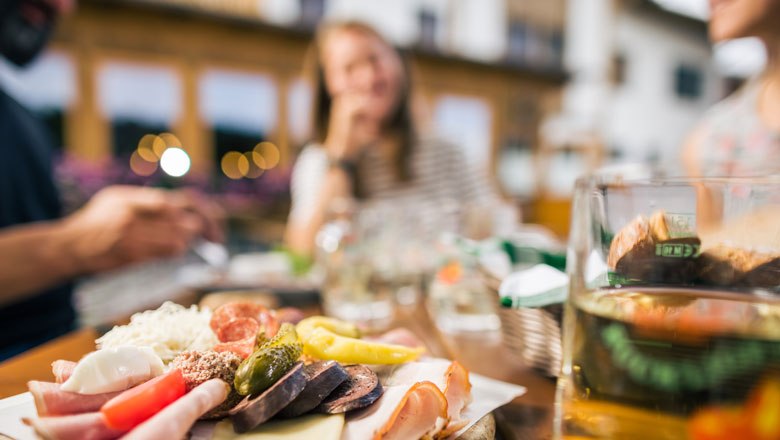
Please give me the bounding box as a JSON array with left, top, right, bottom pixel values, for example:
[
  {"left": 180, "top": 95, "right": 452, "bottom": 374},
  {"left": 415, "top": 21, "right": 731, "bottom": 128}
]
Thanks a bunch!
[
  {"left": 681, "top": 0, "right": 780, "bottom": 229},
  {"left": 0, "top": 0, "right": 223, "bottom": 359},
  {"left": 284, "top": 21, "right": 510, "bottom": 256},
  {"left": 682, "top": 0, "right": 780, "bottom": 177}
]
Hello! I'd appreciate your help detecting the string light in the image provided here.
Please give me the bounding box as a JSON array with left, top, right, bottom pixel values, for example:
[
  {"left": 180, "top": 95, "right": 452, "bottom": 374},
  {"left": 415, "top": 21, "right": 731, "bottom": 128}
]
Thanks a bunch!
[
  {"left": 137, "top": 134, "right": 163, "bottom": 162},
  {"left": 244, "top": 151, "right": 265, "bottom": 178},
  {"left": 221, "top": 151, "right": 246, "bottom": 180},
  {"left": 253, "top": 141, "right": 280, "bottom": 169},
  {"left": 129, "top": 149, "right": 158, "bottom": 176},
  {"left": 159, "top": 147, "right": 191, "bottom": 177}
]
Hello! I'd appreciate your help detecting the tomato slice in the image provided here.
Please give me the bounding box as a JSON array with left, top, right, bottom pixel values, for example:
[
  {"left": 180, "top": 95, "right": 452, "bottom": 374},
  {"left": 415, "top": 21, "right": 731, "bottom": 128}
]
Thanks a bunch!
[{"left": 100, "top": 368, "right": 186, "bottom": 430}]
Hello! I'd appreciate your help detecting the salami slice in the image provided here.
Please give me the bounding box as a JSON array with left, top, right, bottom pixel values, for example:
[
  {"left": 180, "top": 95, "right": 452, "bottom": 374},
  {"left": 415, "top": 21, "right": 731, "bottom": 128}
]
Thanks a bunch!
[
  {"left": 210, "top": 302, "right": 279, "bottom": 340},
  {"left": 213, "top": 337, "right": 255, "bottom": 359},
  {"left": 258, "top": 312, "right": 280, "bottom": 338},
  {"left": 215, "top": 318, "right": 260, "bottom": 343},
  {"left": 210, "top": 303, "right": 265, "bottom": 331},
  {"left": 274, "top": 307, "right": 305, "bottom": 325}
]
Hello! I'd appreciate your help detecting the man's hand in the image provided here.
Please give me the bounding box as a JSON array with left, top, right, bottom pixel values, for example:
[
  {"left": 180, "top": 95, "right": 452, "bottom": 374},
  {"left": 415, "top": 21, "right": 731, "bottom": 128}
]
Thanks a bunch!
[{"left": 62, "top": 186, "right": 224, "bottom": 273}]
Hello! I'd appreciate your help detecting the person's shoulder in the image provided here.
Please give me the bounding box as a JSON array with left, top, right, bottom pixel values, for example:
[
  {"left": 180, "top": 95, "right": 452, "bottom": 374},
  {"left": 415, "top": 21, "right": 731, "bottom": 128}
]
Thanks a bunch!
[
  {"left": 701, "top": 78, "right": 759, "bottom": 122},
  {"left": 296, "top": 142, "right": 327, "bottom": 160},
  {"left": 292, "top": 142, "right": 328, "bottom": 168},
  {"left": 291, "top": 142, "right": 327, "bottom": 179}
]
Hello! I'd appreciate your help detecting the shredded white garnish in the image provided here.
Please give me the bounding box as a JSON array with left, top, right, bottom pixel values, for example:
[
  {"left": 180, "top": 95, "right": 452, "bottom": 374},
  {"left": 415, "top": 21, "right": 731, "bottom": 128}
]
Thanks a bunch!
[{"left": 96, "top": 302, "right": 218, "bottom": 363}]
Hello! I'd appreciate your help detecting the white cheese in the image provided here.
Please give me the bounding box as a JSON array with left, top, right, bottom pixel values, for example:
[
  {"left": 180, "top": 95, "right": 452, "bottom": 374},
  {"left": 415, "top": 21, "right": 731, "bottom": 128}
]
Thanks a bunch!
[{"left": 60, "top": 346, "right": 164, "bottom": 394}]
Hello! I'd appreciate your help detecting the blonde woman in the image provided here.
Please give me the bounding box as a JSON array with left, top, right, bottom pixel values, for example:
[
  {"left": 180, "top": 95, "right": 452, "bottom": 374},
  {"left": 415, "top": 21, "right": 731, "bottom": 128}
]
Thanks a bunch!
[{"left": 285, "top": 22, "right": 507, "bottom": 256}]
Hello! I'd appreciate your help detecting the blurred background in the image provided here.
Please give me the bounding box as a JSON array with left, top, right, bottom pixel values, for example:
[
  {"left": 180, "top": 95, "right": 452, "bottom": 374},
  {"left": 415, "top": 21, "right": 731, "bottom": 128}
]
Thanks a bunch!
[{"left": 0, "top": 0, "right": 763, "bottom": 242}]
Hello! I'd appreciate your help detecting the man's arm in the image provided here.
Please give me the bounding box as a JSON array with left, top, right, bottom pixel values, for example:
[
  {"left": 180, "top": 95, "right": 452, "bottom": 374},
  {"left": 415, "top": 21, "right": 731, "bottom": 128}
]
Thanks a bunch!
[
  {"left": 0, "top": 219, "right": 83, "bottom": 306},
  {"left": 0, "top": 186, "right": 223, "bottom": 307}
]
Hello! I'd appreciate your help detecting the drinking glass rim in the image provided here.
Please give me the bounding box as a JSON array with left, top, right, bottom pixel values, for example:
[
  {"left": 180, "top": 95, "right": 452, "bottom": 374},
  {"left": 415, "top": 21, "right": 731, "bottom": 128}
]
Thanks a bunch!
[
  {"left": 576, "top": 174, "right": 780, "bottom": 188},
  {"left": 594, "top": 285, "right": 780, "bottom": 304}
]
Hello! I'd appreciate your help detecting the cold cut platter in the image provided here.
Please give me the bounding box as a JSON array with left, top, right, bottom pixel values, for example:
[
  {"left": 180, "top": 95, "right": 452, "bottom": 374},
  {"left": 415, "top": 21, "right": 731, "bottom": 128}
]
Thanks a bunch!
[{"left": 0, "top": 302, "right": 525, "bottom": 439}]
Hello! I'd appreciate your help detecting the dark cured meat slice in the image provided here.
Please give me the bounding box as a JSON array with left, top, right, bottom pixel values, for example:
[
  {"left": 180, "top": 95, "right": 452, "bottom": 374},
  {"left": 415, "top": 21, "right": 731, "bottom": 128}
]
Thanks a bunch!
[
  {"left": 216, "top": 318, "right": 260, "bottom": 343},
  {"left": 277, "top": 361, "right": 349, "bottom": 418},
  {"left": 229, "top": 362, "right": 306, "bottom": 433},
  {"left": 317, "top": 364, "right": 383, "bottom": 414}
]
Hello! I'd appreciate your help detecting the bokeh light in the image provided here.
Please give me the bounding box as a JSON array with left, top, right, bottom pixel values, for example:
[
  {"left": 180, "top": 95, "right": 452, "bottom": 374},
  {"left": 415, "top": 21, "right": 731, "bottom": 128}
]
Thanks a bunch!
[
  {"left": 253, "top": 141, "right": 280, "bottom": 169},
  {"left": 136, "top": 134, "right": 163, "bottom": 162},
  {"left": 129, "top": 150, "right": 158, "bottom": 176},
  {"left": 221, "top": 151, "right": 248, "bottom": 180},
  {"left": 250, "top": 150, "right": 266, "bottom": 169},
  {"left": 159, "top": 147, "right": 191, "bottom": 177},
  {"left": 158, "top": 132, "right": 181, "bottom": 156},
  {"left": 244, "top": 151, "right": 265, "bottom": 178}
]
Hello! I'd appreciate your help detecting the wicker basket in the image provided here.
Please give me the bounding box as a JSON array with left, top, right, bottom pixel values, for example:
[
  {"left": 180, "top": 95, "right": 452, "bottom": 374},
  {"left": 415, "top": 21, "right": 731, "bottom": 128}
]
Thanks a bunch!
[{"left": 481, "top": 267, "right": 563, "bottom": 377}]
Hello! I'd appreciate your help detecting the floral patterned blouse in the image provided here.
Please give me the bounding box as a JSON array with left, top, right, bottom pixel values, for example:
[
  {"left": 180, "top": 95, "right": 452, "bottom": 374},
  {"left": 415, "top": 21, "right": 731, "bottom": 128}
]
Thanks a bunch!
[{"left": 696, "top": 79, "right": 780, "bottom": 177}]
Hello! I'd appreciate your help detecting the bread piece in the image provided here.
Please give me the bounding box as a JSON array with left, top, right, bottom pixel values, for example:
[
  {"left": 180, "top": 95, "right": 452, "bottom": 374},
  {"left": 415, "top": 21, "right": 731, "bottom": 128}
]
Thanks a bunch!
[
  {"left": 608, "top": 211, "right": 700, "bottom": 284},
  {"left": 607, "top": 215, "right": 654, "bottom": 270},
  {"left": 743, "top": 257, "right": 780, "bottom": 288},
  {"left": 649, "top": 211, "right": 670, "bottom": 241},
  {"left": 698, "top": 245, "right": 780, "bottom": 288}
]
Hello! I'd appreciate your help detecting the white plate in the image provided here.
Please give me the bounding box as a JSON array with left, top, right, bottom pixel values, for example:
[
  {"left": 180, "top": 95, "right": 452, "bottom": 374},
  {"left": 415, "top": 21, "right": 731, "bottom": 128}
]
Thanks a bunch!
[
  {"left": 0, "top": 373, "right": 525, "bottom": 439},
  {"left": 0, "top": 393, "right": 36, "bottom": 440}
]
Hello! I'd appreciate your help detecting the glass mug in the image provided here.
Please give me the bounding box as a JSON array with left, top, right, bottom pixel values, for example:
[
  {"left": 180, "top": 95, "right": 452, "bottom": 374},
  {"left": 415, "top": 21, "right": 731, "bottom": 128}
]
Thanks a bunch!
[
  {"left": 316, "top": 200, "right": 437, "bottom": 330},
  {"left": 556, "top": 176, "right": 780, "bottom": 439}
]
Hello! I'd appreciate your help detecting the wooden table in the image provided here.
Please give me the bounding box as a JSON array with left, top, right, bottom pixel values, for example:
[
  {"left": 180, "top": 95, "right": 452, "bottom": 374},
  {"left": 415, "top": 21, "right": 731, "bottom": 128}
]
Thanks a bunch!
[{"left": 0, "top": 300, "right": 556, "bottom": 439}]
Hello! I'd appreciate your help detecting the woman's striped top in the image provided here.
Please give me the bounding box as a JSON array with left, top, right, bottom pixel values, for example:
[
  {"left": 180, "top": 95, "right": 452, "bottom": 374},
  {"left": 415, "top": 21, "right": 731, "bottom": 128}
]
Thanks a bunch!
[{"left": 288, "top": 134, "right": 509, "bottom": 231}]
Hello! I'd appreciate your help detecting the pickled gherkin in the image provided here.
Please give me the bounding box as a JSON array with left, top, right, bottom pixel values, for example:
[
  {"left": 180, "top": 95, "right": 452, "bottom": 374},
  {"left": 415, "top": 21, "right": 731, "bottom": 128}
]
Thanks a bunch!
[{"left": 234, "top": 323, "right": 303, "bottom": 396}]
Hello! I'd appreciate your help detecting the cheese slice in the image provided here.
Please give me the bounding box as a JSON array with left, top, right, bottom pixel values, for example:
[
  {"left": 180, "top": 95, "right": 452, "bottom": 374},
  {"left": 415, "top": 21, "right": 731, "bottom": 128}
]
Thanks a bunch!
[
  {"left": 60, "top": 346, "right": 164, "bottom": 394},
  {"left": 211, "top": 413, "right": 344, "bottom": 440}
]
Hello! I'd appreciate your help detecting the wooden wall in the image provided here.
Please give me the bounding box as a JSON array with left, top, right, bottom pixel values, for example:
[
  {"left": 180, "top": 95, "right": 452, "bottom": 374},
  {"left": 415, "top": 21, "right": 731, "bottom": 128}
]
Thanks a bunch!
[{"left": 51, "top": 0, "right": 566, "bottom": 180}]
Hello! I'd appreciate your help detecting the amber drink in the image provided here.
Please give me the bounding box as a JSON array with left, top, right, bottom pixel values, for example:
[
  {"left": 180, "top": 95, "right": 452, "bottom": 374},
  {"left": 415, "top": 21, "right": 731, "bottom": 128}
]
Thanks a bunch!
[{"left": 557, "top": 177, "right": 780, "bottom": 439}]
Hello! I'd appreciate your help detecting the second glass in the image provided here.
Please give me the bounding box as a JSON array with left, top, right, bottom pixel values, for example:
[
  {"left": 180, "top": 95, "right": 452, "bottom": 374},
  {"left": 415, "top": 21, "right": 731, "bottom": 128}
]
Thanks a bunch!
[{"left": 556, "top": 176, "right": 780, "bottom": 440}]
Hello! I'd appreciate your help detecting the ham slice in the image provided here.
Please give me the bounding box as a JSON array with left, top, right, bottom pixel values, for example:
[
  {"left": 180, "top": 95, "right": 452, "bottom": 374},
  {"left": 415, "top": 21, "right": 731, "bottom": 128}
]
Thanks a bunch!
[
  {"left": 343, "top": 381, "right": 448, "bottom": 440},
  {"left": 28, "top": 381, "right": 122, "bottom": 417},
  {"left": 374, "top": 381, "right": 449, "bottom": 440},
  {"left": 439, "top": 361, "right": 472, "bottom": 436},
  {"left": 377, "top": 359, "right": 473, "bottom": 436},
  {"left": 366, "top": 328, "right": 425, "bottom": 349},
  {"left": 23, "top": 412, "right": 126, "bottom": 440},
  {"left": 122, "top": 378, "right": 229, "bottom": 439},
  {"left": 52, "top": 360, "right": 77, "bottom": 384}
]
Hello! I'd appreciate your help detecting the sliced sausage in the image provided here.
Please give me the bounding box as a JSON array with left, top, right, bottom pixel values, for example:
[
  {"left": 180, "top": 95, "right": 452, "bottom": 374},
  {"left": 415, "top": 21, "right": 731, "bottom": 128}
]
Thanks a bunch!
[
  {"left": 277, "top": 361, "right": 349, "bottom": 418},
  {"left": 229, "top": 362, "right": 306, "bottom": 433},
  {"left": 317, "top": 364, "right": 383, "bottom": 414}
]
